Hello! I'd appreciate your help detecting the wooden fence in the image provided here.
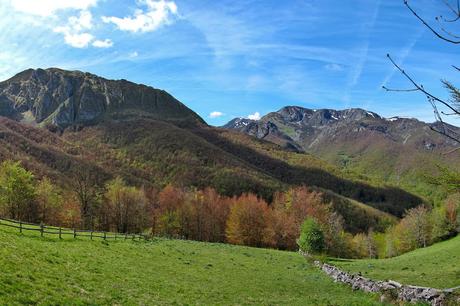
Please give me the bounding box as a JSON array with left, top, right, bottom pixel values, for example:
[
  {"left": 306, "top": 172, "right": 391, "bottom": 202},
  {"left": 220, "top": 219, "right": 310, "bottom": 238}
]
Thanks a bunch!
[{"left": 0, "top": 217, "right": 149, "bottom": 241}]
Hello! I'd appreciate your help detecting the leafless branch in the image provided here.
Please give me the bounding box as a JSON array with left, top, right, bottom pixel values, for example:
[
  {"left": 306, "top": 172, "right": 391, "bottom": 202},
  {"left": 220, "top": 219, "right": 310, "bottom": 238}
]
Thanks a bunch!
[
  {"left": 405, "top": 0, "right": 460, "bottom": 44},
  {"left": 387, "top": 54, "right": 460, "bottom": 115},
  {"left": 382, "top": 86, "right": 419, "bottom": 92},
  {"left": 441, "top": 0, "right": 460, "bottom": 16},
  {"left": 430, "top": 126, "right": 460, "bottom": 144}
]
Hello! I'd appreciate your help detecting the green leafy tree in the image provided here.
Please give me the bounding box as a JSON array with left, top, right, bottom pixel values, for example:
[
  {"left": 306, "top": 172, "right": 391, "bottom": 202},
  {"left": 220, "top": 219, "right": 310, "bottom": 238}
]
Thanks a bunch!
[
  {"left": 0, "top": 161, "right": 37, "bottom": 221},
  {"left": 36, "top": 177, "right": 63, "bottom": 224},
  {"left": 297, "top": 217, "right": 325, "bottom": 255}
]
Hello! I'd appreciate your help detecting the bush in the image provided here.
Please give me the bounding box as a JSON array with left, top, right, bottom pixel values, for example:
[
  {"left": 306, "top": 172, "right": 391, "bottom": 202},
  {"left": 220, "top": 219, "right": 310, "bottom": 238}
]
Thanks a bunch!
[{"left": 297, "top": 217, "right": 325, "bottom": 255}]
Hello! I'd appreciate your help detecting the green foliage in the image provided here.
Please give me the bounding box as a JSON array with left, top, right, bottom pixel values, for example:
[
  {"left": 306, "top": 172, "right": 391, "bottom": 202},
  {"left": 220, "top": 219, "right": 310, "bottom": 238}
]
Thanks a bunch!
[
  {"left": 0, "top": 161, "right": 36, "bottom": 221},
  {"left": 0, "top": 227, "right": 383, "bottom": 305},
  {"left": 297, "top": 217, "right": 325, "bottom": 255},
  {"left": 36, "top": 177, "right": 63, "bottom": 224}
]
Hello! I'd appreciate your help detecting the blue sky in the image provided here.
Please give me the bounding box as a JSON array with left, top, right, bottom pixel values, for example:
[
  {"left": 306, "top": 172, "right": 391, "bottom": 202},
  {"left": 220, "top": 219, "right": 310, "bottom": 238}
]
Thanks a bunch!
[{"left": 1, "top": 0, "right": 459, "bottom": 126}]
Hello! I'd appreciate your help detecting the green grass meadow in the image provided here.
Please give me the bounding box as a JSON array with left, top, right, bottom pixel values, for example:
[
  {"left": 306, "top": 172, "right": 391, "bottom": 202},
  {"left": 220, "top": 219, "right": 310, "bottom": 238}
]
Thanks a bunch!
[
  {"left": 0, "top": 225, "right": 386, "bottom": 306},
  {"left": 331, "top": 235, "right": 460, "bottom": 289}
]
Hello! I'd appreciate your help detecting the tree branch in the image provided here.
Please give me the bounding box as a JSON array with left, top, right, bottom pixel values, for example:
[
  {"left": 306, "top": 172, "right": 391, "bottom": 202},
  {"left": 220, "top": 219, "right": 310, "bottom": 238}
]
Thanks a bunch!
[
  {"left": 387, "top": 54, "right": 460, "bottom": 115},
  {"left": 405, "top": 0, "right": 460, "bottom": 44}
]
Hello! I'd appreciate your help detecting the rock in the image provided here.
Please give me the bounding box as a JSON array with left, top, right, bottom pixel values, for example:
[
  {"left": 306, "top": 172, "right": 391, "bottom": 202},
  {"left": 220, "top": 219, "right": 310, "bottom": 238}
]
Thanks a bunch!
[{"left": 316, "top": 262, "right": 451, "bottom": 306}]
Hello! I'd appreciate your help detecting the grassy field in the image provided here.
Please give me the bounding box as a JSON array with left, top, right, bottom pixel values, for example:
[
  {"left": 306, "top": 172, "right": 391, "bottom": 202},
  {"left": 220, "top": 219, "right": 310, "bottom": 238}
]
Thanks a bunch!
[
  {"left": 331, "top": 235, "right": 460, "bottom": 289},
  {"left": 0, "top": 225, "right": 386, "bottom": 306}
]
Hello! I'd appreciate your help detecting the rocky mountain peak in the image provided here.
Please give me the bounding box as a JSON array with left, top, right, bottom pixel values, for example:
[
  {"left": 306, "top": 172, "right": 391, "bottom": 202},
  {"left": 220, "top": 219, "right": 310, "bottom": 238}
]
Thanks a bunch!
[
  {"left": 275, "top": 106, "right": 381, "bottom": 125},
  {"left": 0, "top": 68, "right": 204, "bottom": 129}
]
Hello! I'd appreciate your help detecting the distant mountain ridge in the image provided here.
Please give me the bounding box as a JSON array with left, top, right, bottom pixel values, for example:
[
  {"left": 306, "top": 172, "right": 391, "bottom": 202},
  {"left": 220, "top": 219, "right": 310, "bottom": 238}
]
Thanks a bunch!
[
  {"left": 0, "top": 68, "right": 203, "bottom": 129},
  {"left": 224, "top": 106, "right": 460, "bottom": 202},
  {"left": 224, "top": 106, "right": 459, "bottom": 151}
]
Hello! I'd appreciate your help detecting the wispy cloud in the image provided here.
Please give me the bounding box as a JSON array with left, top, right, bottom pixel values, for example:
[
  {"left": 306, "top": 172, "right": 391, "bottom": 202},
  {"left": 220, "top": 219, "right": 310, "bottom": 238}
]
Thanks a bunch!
[
  {"left": 325, "top": 63, "right": 344, "bottom": 72},
  {"left": 379, "top": 28, "right": 425, "bottom": 88},
  {"left": 10, "top": 0, "right": 98, "bottom": 17}
]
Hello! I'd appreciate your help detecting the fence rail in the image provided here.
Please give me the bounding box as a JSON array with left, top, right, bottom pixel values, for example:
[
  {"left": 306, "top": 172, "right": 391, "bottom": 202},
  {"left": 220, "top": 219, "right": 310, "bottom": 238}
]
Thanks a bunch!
[{"left": 0, "top": 217, "right": 149, "bottom": 241}]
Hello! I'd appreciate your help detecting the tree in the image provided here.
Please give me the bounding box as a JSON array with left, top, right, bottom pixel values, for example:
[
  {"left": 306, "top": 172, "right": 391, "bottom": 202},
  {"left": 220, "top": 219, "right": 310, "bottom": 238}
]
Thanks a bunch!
[
  {"left": 297, "top": 217, "right": 325, "bottom": 255},
  {"left": 103, "top": 177, "right": 148, "bottom": 233},
  {"left": 36, "top": 178, "right": 63, "bottom": 224},
  {"left": 156, "top": 185, "right": 184, "bottom": 238},
  {"left": 397, "top": 206, "right": 433, "bottom": 251},
  {"left": 0, "top": 161, "right": 37, "bottom": 222},
  {"left": 226, "top": 194, "right": 272, "bottom": 247},
  {"left": 384, "top": 1, "right": 460, "bottom": 144},
  {"left": 71, "top": 168, "right": 100, "bottom": 229},
  {"left": 444, "top": 193, "right": 459, "bottom": 232}
]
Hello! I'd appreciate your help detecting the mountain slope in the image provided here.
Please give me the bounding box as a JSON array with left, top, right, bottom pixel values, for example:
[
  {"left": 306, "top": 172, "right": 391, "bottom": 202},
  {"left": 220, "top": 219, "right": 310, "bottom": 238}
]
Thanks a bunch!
[
  {"left": 0, "top": 69, "right": 425, "bottom": 230},
  {"left": 0, "top": 68, "right": 203, "bottom": 129},
  {"left": 224, "top": 106, "right": 460, "bottom": 203}
]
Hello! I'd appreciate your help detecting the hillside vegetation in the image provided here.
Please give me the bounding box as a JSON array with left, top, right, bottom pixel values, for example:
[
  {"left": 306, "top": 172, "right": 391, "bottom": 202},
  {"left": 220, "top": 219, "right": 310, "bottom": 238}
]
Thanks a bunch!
[
  {"left": 0, "top": 116, "right": 403, "bottom": 234},
  {"left": 331, "top": 235, "right": 460, "bottom": 289},
  {"left": 0, "top": 226, "right": 384, "bottom": 306}
]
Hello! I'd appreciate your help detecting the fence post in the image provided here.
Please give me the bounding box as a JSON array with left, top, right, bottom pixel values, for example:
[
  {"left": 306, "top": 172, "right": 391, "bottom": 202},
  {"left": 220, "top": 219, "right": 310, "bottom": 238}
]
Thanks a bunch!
[
  {"left": 125, "top": 233, "right": 127, "bottom": 240},
  {"left": 59, "top": 227, "right": 62, "bottom": 239},
  {"left": 40, "top": 222, "right": 44, "bottom": 237},
  {"left": 90, "top": 231, "right": 93, "bottom": 240},
  {"left": 73, "top": 228, "right": 77, "bottom": 239},
  {"left": 104, "top": 232, "right": 107, "bottom": 240},
  {"left": 19, "top": 221, "right": 22, "bottom": 234}
]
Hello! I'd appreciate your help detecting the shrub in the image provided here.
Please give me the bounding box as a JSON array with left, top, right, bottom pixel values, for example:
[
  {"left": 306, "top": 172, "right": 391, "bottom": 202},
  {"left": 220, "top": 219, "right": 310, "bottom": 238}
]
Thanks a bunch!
[{"left": 297, "top": 217, "right": 325, "bottom": 255}]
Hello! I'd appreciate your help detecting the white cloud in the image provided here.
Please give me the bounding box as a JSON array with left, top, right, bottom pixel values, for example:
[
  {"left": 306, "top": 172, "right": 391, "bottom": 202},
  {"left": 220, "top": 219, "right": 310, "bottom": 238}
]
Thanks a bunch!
[
  {"left": 63, "top": 33, "right": 95, "bottom": 48},
  {"left": 10, "top": 0, "right": 98, "bottom": 17},
  {"left": 209, "top": 111, "right": 224, "bottom": 118},
  {"left": 248, "top": 112, "right": 261, "bottom": 120},
  {"left": 93, "top": 39, "right": 113, "bottom": 48},
  {"left": 102, "top": 0, "right": 178, "bottom": 33},
  {"left": 129, "top": 51, "right": 139, "bottom": 58},
  {"left": 54, "top": 11, "right": 94, "bottom": 48}
]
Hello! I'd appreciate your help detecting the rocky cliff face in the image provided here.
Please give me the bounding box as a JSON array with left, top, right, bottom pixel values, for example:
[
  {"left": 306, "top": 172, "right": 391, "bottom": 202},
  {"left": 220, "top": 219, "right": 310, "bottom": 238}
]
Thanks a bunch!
[{"left": 0, "top": 68, "right": 203, "bottom": 129}]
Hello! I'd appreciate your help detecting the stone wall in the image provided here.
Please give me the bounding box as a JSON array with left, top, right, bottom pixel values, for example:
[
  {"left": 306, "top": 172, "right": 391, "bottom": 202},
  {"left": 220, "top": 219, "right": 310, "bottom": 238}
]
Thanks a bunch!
[{"left": 314, "top": 261, "right": 458, "bottom": 306}]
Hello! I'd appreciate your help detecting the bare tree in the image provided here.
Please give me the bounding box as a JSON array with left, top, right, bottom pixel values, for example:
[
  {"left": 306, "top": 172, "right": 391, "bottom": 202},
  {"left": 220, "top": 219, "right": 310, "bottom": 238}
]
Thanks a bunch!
[
  {"left": 72, "top": 168, "right": 100, "bottom": 229},
  {"left": 384, "top": 0, "right": 460, "bottom": 145}
]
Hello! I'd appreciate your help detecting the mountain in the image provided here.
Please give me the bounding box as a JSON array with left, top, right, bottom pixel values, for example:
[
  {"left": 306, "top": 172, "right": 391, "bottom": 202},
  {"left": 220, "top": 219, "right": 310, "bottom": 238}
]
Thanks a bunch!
[
  {"left": 0, "top": 68, "right": 203, "bottom": 129},
  {"left": 224, "top": 106, "right": 460, "bottom": 202},
  {"left": 0, "top": 69, "right": 427, "bottom": 232}
]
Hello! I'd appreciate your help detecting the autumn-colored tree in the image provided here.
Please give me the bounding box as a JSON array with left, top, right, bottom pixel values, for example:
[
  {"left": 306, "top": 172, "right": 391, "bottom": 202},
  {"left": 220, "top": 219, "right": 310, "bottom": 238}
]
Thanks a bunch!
[
  {"left": 156, "top": 185, "right": 185, "bottom": 237},
  {"left": 58, "top": 197, "right": 82, "bottom": 229},
  {"left": 226, "top": 194, "right": 272, "bottom": 247},
  {"left": 180, "top": 188, "right": 231, "bottom": 242},
  {"left": 444, "top": 193, "right": 459, "bottom": 233},
  {"left": 265, "top": 209, "right": 298, "bottom": 250}
]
